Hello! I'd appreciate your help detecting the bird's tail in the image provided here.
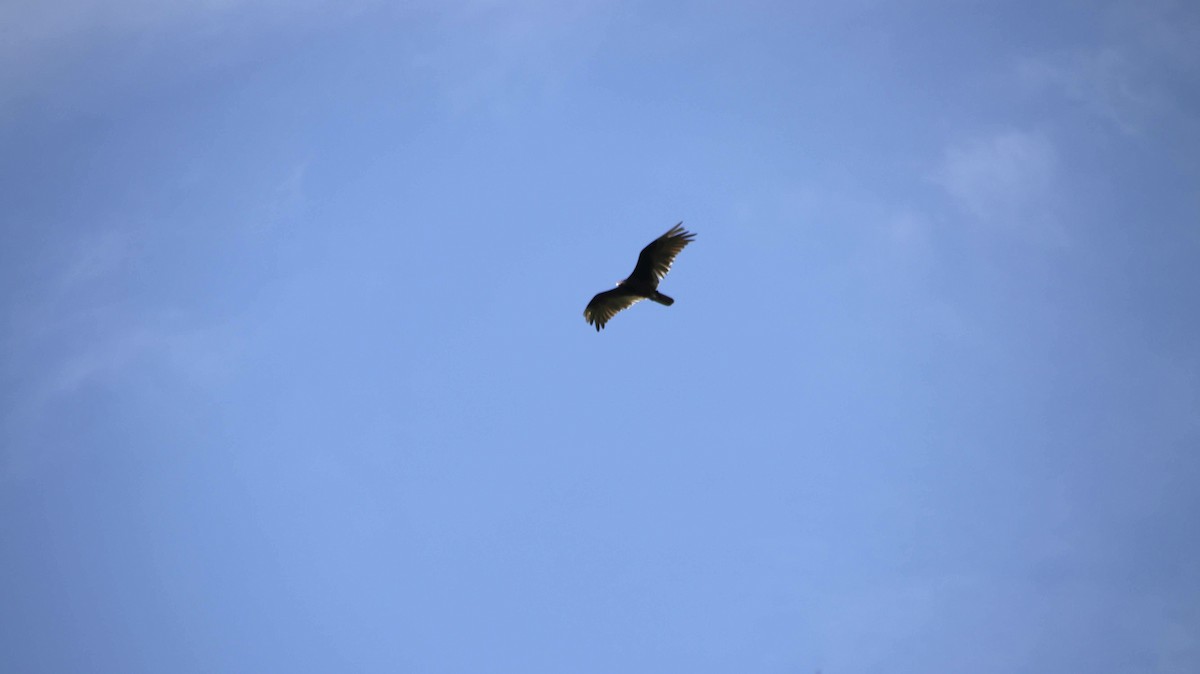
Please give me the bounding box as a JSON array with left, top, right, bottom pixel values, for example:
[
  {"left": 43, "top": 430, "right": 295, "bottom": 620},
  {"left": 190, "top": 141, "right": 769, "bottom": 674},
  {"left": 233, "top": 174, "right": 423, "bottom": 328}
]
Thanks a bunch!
[{"left": 650, "top": 291, "right": 674, "bottom": 306}]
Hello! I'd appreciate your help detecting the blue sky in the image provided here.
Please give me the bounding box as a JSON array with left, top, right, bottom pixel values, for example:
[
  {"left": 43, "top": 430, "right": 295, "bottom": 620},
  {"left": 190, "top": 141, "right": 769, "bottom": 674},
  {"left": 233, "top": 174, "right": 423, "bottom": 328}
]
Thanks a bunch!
[{"left": 2, "top": 1, "right": 1198, "bottom": 671}]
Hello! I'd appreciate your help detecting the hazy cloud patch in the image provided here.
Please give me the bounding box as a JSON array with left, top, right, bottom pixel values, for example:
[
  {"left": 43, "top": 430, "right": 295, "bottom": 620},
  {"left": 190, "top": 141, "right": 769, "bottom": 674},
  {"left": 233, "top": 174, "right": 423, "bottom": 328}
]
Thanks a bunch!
[
  {"left": 1018, "top": 0, "right": 1200, "bottom": 135},
  {"left": 0, "top": 0, "right": 378, "bottom": 110},
  {"left": 929, "top": 129, "right": 1063, "bottom": 244},
  {"left": 1019, "top": 49, "right": 1156, "bottom": 135},
  {"left": 409, "top": 0, "right": 607, "bottom": 114},
  {"left": 1, "top": 225, "right": 241, "bottom": 479}
]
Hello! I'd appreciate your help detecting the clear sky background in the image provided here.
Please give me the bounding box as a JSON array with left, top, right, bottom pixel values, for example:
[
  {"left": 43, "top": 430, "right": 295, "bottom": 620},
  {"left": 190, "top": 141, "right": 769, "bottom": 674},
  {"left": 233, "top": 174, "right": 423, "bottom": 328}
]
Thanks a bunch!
[{"left": 2, "top": 1, "right": 1198, "bottom": 672}]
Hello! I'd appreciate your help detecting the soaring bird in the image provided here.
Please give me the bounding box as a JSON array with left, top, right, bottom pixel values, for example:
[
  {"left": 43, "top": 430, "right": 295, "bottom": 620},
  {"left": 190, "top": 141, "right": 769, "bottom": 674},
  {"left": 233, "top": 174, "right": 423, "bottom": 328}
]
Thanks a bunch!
[{"left": 584, "top": 223, "right": 696, "bottom": 331}]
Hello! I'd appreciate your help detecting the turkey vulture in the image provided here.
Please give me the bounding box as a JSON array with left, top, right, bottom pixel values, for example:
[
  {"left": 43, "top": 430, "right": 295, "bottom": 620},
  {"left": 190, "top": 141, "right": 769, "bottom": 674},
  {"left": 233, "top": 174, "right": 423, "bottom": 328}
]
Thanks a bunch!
[{"left": 583, "top": 223, "right": 696, "bottom": 331}]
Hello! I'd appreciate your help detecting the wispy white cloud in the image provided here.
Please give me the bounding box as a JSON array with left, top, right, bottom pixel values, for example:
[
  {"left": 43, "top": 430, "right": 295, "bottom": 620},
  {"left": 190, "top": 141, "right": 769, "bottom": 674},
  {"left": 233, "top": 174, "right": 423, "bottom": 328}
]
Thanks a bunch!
[
  {"left": 2, "top": 0, "right": 599, "bottom": 115},
  {"left": 1109, "top": 0, "right": 1200, "bottom": 69},
  {"left": 34, "top": 327, "right": 149, "bottom": 401},
  {"left": 929, "top": 129, "right": 1063, "bottom": 245},
  {"left": 2, "top": 320, "right": 240, "bottom": 479},
  {"left": 1017, "top": 0, "right": 1200, "bottom": 135},
  {"left": 0, "top": 0, "right": 378, "bottom": 110},
  {"left": 1018, "top": 48, "right": 1159, "bottom": 135},
  {"left": 254, "top": 161, "right": 309, "bottom": 233},
  {"left": 1, "top": 225, "right": 241, "bottom": 479},
  {"left": 409, "top": 0, "right": 607, "bottom": 114},
  {"left": 56, "top": 227, "right": 131, "bottom": 291},
  {"left": 884, "top": 211, "right": 934, "bottom": 257},
  {"left": 2, "top": 228, "right": 133, "bottom": 347}
]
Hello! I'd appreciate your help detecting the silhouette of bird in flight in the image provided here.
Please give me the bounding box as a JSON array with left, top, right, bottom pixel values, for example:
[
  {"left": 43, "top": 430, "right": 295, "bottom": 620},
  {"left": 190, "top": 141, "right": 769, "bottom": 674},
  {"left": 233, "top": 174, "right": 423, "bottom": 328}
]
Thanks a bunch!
[{"left": 584, "top": 223, "right": 696, "bottom": 331}]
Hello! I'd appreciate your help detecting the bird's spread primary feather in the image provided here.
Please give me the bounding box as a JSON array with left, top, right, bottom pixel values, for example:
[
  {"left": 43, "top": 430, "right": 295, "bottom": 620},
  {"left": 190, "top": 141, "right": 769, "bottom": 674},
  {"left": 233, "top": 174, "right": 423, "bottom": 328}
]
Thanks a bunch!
[{"left": 583, "top": 223, "right": 695, "bottom": 331}]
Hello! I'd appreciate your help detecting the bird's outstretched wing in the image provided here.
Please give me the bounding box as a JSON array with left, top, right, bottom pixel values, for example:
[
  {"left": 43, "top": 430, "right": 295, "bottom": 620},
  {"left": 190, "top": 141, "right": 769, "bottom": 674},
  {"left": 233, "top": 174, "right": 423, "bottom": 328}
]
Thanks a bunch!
[
  {"left": 627, "top": 223, "right": 696, "bottom": 286},
  {"left": 583, "top": 288, "right": 646, "bottom": 331}
]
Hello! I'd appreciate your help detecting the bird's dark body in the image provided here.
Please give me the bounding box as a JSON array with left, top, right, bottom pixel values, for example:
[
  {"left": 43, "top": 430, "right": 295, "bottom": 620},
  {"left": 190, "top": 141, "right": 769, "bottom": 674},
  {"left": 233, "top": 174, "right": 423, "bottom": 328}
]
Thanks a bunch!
[{"left": 583, "top": 223, "right": 694, "bottom": 331}]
